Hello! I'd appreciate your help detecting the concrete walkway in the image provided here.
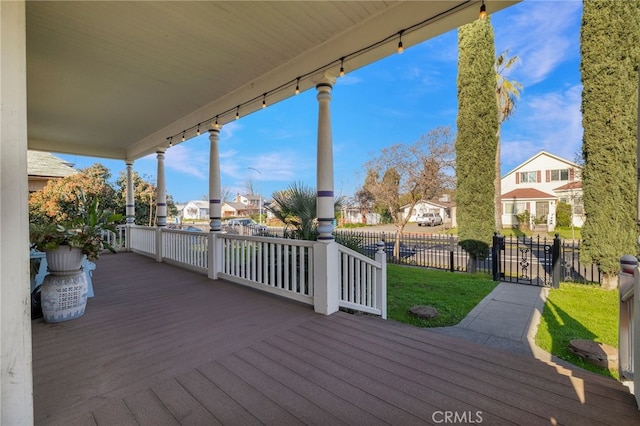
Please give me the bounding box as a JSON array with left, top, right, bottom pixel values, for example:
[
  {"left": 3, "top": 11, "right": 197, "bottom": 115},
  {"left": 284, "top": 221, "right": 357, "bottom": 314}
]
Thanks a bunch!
[{"left": 431, "top": 282, "right": 549, "bottom": 356}]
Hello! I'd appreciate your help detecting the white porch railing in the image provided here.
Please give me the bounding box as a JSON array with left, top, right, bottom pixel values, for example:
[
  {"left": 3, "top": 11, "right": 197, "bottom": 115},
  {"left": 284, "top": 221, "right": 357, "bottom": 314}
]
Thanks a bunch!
[
  {"left": 162, "top": 228, "right": 208, "bottom": 274},
  {"left": 128, "top": 225, "right": 156, "bottom": 256},
  {"left": 216, "top": 234, "right": 315, "bottom": 306},
  {"left": 121, "top": 225, "right": 387, "bottom": 318},
  {"left": 338, "top": 243, "right": 387, "bottom": 319},
  {"left": 101, "top": 224, "right": 127, "bottom": 251},
  {"left": 619, "top": 255, "right": 639, "bottom": 407}
]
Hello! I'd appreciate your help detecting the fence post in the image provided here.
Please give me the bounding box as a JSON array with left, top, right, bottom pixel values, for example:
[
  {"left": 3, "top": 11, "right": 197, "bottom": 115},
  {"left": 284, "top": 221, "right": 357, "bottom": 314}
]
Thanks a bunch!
[
  {"left": 449, "top": 235, "right": 455, "bottom": 273},
  {"left": 375, "top": 240, "right": 387, "bottom": 319},
  {"left": 491, "top": 232, "right": 500, "bottom": 281},
  {"left": 551, "top": 234, "right": 561, "bottom": 288}
]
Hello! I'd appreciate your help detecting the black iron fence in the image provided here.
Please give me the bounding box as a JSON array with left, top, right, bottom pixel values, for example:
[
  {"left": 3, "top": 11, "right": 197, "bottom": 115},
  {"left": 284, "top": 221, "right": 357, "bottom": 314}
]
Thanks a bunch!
[
  {"left": 232, "top": 226, "right": 600, "bottom": 286},
  {"left": 334, "top": 230, "right": 601, "bottom": 286}
]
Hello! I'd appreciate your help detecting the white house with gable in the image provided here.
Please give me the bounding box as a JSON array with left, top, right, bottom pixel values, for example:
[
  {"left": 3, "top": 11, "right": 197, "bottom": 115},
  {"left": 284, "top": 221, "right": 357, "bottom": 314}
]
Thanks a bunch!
[
  {"left": 182, "top": 200, "right": 210, "bottom": 220},
  {"left": 501, "top": 151, "right": 584, "bottom": 230},
  {"left": 402, "top": 194, "right": 456, "bottom": 227}
]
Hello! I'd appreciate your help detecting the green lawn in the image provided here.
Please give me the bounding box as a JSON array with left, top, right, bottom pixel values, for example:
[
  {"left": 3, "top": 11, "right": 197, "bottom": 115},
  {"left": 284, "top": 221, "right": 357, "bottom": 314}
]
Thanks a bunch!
[
  {"left": 387, "top": 265, "right": 619, "bottom": 379},
  {"left": 535, "top": 283, "right": 618, "bottom": 378},
  {"left": 387, "top": 265, "right": 497, "bottom": 327}
]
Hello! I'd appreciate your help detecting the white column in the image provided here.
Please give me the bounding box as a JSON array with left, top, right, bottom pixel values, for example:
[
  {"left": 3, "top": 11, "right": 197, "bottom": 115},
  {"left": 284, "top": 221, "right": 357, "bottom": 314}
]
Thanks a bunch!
[
  {"left": 0, "top": 1, "right": 34, "bottom": 423},
  {"left": 125, "top": 161, "right": 135, "bottom": 224},
  {"left": 208, "top": 128, "right": 222, "bottom": 232},
  {"left": 315, "top": 76, "right": 336, "bottom": 242},
  {"left": 156, "top": 149, "right": 167, "bottom": 227}
]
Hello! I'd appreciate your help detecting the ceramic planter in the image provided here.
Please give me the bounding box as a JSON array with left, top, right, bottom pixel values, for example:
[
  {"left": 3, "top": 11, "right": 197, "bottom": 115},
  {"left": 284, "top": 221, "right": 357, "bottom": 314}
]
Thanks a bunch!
[{"left": 41, "top": 246, "right": 88, "bottom": 322}]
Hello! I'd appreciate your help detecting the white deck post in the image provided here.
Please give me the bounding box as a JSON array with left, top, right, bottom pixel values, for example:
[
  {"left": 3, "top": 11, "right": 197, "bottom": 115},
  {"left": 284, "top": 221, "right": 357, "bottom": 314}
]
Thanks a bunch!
[
  {"left": 313, "top": 242, "right": 339, "bottom": 315},
  {"left": 0, "top": 1, "right": 34, "bottom": 423},
  {"left": 375, "top": 241, "right": 388, "bottom": 319}
]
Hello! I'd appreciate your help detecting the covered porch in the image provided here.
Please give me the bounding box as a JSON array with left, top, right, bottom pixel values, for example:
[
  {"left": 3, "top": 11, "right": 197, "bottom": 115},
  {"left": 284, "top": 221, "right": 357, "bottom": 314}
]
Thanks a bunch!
[{"left": 33, "top": 252, "right": 640, "bottom": 425}]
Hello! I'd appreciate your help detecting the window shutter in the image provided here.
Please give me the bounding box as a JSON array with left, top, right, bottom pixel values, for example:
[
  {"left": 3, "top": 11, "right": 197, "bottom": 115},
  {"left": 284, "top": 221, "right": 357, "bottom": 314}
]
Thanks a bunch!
[
  {"left": 569, "top": 168, "right": 575, "bottom": 181},
  {"left": 526, "top": 202, "right": 530, "bottom": 211},
  {"left": 546, "top": 170, "right": 550, "bottom": 182},
  {"left": 515, "top": 173, "right": 520, "bottom": 184},
  {"left": 537, "top": 170, "right": 541, "bottom": 183}
]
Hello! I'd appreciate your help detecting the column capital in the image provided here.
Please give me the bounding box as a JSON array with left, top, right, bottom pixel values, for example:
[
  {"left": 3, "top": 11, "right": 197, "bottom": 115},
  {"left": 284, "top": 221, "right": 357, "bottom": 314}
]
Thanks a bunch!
[{"left": 313, "top": 71, "right": 336, "bottom": 88}]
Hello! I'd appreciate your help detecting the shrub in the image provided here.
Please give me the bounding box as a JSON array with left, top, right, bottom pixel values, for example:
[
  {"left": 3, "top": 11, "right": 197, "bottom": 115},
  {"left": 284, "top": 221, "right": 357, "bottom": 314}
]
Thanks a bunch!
[
  {"left": 556, "top": 202, "right": 572, "bottom": 227},
  {"left": 515, "top": 210, "right": 530, "bottom": 230}
]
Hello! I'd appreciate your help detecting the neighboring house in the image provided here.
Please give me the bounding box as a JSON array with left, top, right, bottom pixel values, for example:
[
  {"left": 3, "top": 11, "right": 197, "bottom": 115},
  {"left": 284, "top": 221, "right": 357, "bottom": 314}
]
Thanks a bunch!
[
  {"left": 402, "top": 195, "right": 455, "bottom": 226},
  {"left": 500, "top": 151, "right": 583, "bottom": 230},
  {"left": 182, "top": 200, "right": 209, "bottom": 220},
  {"left": 234, "top": 193, "right": 265, "bottom": 216},
  {"left": 340, "top": 206, "right": 381, "bottom": 225},
  {"left": 27, "top": 150, "right": 76, "bottom": 192},
  {"left": 221, "top": 201, "right": 250, "bottom": 218},
  {"left": 222, "top": 193, "right": 266, "bottom": 218}
]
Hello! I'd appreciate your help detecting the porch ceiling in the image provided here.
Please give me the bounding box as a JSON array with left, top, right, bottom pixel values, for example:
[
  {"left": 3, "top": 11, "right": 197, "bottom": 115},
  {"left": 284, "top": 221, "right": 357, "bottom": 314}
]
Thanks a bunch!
[{"left": 26, "top": 1, "right": 517, "bottom": 161}]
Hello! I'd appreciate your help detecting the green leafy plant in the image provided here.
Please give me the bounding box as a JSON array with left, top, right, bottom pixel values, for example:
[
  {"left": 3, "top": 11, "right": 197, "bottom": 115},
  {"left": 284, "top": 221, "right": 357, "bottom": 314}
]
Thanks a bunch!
[
  {"left": 30, "top": 190, "right": 123, "bottom": 261},
  {"left": 515, "top": 210, "right": 531, "bottom": 230}
]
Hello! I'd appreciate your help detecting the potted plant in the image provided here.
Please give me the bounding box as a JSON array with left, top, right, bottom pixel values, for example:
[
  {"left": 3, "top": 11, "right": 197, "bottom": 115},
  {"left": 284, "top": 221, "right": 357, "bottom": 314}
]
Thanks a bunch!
[{"left": 29, "top": 190, "right": 123, "bottom": 322}]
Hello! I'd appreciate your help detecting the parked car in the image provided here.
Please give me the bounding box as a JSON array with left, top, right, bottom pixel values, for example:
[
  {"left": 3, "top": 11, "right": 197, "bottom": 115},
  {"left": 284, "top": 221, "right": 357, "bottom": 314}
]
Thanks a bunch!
[
  {"left": 223, "top": 218, "right": 267, "bottom": 234},
  {"left": 417, "top": 212, "right": 443, "bottom": 227},
  {"left": 361, "top": 242, "right": 416, "bottom": 259}
]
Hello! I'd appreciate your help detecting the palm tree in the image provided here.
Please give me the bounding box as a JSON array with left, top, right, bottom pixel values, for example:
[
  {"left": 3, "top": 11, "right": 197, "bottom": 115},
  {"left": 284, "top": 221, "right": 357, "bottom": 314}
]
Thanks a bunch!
[
  {"left": 494, "top": 50, "right": 523, "bottom": 230},
  {"left": 267, "top": 182, "right": 343, "bottom": 241}
]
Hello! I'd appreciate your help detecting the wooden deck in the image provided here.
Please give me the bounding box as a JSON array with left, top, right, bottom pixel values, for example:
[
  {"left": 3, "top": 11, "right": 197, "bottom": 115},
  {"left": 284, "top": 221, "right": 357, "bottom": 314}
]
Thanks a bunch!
[{"left": 33, "top": 252, "right": 640, "bottom": 425}]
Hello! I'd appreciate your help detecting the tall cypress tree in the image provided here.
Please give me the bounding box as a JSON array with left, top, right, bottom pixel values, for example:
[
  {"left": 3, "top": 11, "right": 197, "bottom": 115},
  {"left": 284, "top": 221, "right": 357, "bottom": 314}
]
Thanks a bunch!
[
  {"left": 456, "top": 15, "right": 498, "bottom": 270},
  {"left": 580, "top": 0, "right": 640, "bottom": 289}
]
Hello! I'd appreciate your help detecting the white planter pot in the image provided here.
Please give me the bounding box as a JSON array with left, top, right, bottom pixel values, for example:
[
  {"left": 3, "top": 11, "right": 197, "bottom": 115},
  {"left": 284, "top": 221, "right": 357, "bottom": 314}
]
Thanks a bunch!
[
  {"left": 41, "top": 246, "right": 88, "bottom": 322},
  {"left": 41, "top": 271, "right": 88, "bottom": 322},
  {"left": 46, "top": 246, "right": 83, "bottom": 274}
]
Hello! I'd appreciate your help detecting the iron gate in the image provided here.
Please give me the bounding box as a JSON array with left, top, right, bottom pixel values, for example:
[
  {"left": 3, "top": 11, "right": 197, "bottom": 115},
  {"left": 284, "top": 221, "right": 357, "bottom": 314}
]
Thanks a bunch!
[{"left": 492, "top": 234, "right": 561, "bottom": 287}]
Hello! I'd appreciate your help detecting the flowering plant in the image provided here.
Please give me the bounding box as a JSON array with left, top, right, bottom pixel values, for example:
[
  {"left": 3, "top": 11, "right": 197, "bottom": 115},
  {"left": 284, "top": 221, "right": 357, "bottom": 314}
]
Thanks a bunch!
[{"left": 30, "top": 191, "right": 123, "bottom": 261}]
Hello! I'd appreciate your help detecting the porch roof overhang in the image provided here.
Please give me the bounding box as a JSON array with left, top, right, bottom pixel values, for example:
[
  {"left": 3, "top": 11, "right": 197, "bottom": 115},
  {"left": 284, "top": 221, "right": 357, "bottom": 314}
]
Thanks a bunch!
[
  {"left": 502, "top": 188, "right": 556, "bottom": 200},
  {"left": 26, "top": 1, "right": 518, "bottom": 162}
]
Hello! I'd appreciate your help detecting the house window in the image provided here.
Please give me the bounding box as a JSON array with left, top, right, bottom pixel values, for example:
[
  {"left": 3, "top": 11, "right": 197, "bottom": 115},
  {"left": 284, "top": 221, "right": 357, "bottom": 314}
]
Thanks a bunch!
[
  {"left": 549, "top": 169, "right": 569, "bottom": 181},
  {"left": 504, "top": 202, "right": 526, "bottom": 214},
  {"left": 573, "top": 197, "right": 584, "bottom": 215},
  {"left": 519, "top": 171, "right": 537, "bottom": 183}
]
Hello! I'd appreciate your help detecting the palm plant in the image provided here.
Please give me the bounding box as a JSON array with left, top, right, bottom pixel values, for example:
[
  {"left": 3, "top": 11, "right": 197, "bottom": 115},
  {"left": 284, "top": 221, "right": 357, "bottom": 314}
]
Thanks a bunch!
[
  {"left": 267, "top": 182, "right": 343, "bottom": 241},
  {"left": 494, "top": 50, "right": 523, "bottom": 230}
]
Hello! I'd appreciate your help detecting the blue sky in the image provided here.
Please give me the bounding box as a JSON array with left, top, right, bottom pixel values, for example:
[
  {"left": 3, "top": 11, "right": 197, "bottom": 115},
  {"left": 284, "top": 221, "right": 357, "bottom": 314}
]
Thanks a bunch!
[{"left": 57, "top": 0, "right": 583, "bottom": 204}]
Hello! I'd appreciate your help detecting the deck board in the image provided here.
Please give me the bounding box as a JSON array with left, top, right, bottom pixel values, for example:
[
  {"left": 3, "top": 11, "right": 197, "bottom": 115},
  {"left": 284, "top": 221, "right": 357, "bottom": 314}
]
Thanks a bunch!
[{"left": 32, "top": 252, "right": 640, "bottom": 425}]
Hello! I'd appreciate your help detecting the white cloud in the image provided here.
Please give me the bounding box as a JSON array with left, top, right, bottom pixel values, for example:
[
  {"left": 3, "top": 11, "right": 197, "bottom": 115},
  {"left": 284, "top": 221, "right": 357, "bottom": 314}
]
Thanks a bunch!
[
  {"left": 501, "top": 84, "right": 583, "bottom": 171},
  {"left": 337, "top": 74, "right": 362, "bottom": 86},
  {"left": 494, "top": 0, "right": 582, "bottom": 86},
  {"left": 250, "top": 151, "right": 313, "bottom": 182},
  {"left": 164, "top": 144, "right": 208, "bottom": 179}
]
